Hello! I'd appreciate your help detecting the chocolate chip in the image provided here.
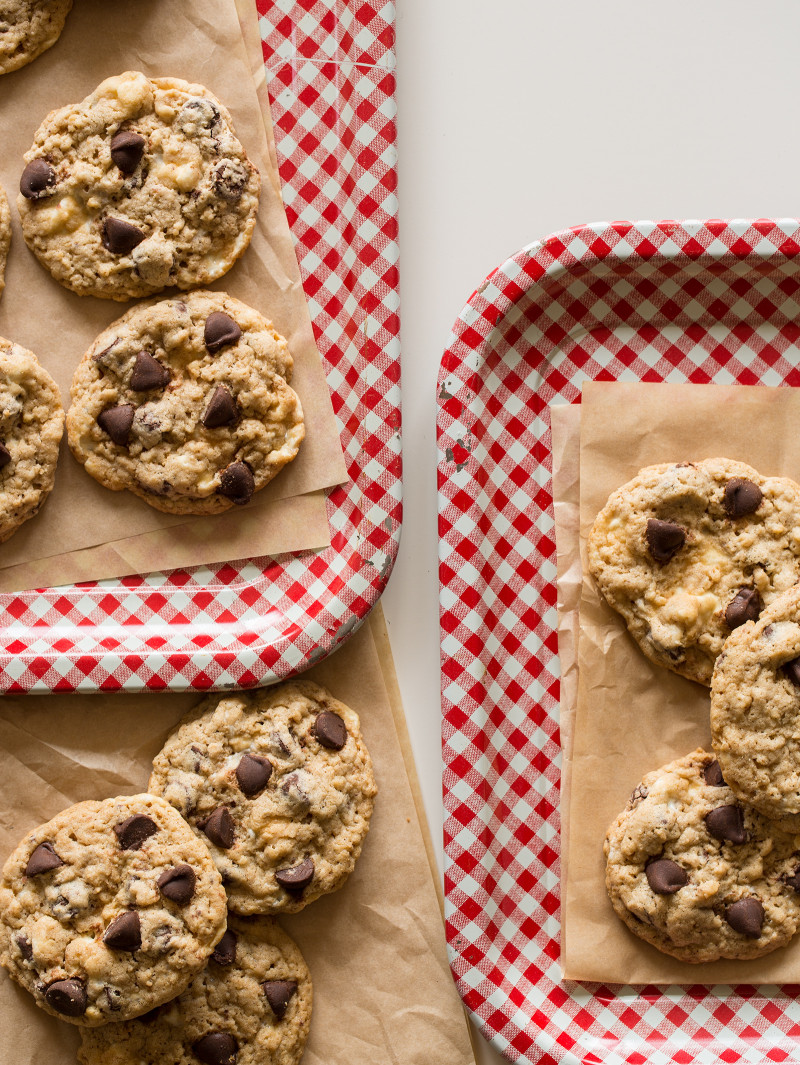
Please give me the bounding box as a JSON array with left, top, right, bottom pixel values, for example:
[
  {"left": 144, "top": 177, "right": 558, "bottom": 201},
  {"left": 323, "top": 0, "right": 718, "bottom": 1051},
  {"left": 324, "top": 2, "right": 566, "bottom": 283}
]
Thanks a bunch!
[
  {"left": 192, "top": 1033, "right": 238, "bottom": 1065},
  {"left": 235, "top": 753, "right": 272, "bottom": 797},
  {"left": 104, "top": 985, "right": 122, "bottom": 1011},
  {"left": 725, "top": 587, "right": 762, "bottom": 629},
  {"left": 130, "top": 351, "right": 170, "bottom": 392},
  {"left": 782, "top": 657, "right": 800, "bottom": 687},
  {"left": 103, "top": 911, "right": 141, "bottom": 952},
  {"left": 703, "top": 760, "right": 726, "bottom": 787},
  {"left": 275, "top": 857, "right": 314, "bottom": 895},
  {"left": 645, "top": 858, "right": 688, "bottom": 895},
  {"left": 629, "top": 783, "right": 648, "bottom": 806},
  {"left": 218, "top": 461, "right": 254, "bottom": 505},
  {"left": 114, "top": 814, "right": 158, "bottom": 851},
  {"left": 786, "top": 867, "right": 800, "bottom": 892},
  {"left": 0, "top": 442, "right": 11, "bottom": 469},
  {"left": 20, "top": 159, "right": 55, "bottom": 199},
  {"left": 179, "top": 98, "right": 221, "bottom": 132},
  {"left": 726, "top": 897, "right": 764, "bottom": 938},
  {"left": 16, "top": 935, "right": 32, "bottom": 961},
  {"left": 25, "top": 842, "right": 63, "bottom": 877},
  {"left": 212, "top": 929, "right": 237, "bottom": 966},
  {"left": 97, "top": 403, "right": 135, "bottom": 446},
  {"left": 212, "top": 159, "right": 249, "bottom": 202},
  {"left": 200, "top": 807, "right": 235, "bottom": 849},
  {"left": 102, "top": 216, "right": 146, "bottom": 255},
  {"left": 723, "top": 477, "right": 763, "bottom": 518},
  {"left": 203, "top": 385, "right": 238, "bottom": 429},
  {"left": 45, "top": 978, "right": 87, "bottom": 1018},
  {"left": 262, "top": 979, "right": 298, "bottom": 1018},
  {"left": 313, "top": 711, "right": 348, "bottom": 750},
  {"left": 204, "top": 312, "right": 241, "bottom": 353},
  {"left": 646, "top": 518, "right": 685, "bottom": 563},
  {"left": 110, "top": 130, "right": 146, "bottom": 174},
  {"left": 157, "top": 864, "right": 196, "bottom": 905},
  {"left": 705, "top": 804, "right": 747, "bottom": 844}
]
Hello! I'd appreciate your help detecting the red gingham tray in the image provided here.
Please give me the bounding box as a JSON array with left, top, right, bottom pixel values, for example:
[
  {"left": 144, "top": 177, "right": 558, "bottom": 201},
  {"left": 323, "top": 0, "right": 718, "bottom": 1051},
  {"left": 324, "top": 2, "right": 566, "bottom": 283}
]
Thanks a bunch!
[
  {"left": 0, "top": 0, "right": 400, "bottom": 693},
  {"left": 438, "top": 220, "right": 800, "bottom": 1065}
]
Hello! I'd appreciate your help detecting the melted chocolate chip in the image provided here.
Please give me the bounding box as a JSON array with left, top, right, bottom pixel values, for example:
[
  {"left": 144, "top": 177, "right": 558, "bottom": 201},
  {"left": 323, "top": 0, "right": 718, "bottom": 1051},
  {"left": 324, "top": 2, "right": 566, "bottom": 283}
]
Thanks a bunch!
[
  {"left": 218, "top": 461, "right": 254, "bottom": 506},
  {"left": 102, "top": 216, "right": 146, "bottom": 256},
  {"left": 725, "top": 587, "right": 762, "bottom": 629},
  {"left": 629, "top": 783, "right": 648, "bottom": 806},
  {"left": 204, "top": 312, "right": 242, "bottom": 354},
  {"left": 25, "top": 842, "right": 63, "bottom": 877},
  {"left": 200, "top": 807, "right": 235, "bottom": 849},
  {"left": 192, "top": 1033, "right": 238, "bottom": 1065},
  {"left": 705, "top": 805, "right": 747, "bottom": 844},
  {"left": 786, "top": 867, "right": 800, "bottom": 893},
  {"left": 0, "top": 442, "right": 11, "bottom": 469},
  {"left": 104, "top": 985, "right": 123, "bottom": 1011},
  {"left": 45, "top": 978, "right": 87, "bottom": 1018},
  {"left": 202, "top": 385, "right": 238, "bottom": 429},
  {"left": 157, "top": 864, "right": 196, "bottom": 905},
  {"left": 20, "top": 159, "right": 55, "bottom": 200},
  {"left": 262, "top": 979, "right": 298, "bottom": 1019},
  {"left": 212, "top": 929, "right": 237, "bottom": 966},
  {"left": 16, "top": 935, "right": 32, "bottom": 961},
  {"left": 97, "top": 403, "right": 135, "bottom": 446},
  {"left": 645, "top": 858, "right": 688, "bottom": 895},
  {"left": 130, "top": 351, "right": 170, "bottom": 392},
  {"left": 782, "top": 657, "right": 800, "bottom": 688},
  {"left": 275, "top": 857, "right": 314, "bottom": 895},
  {"left": 103, "top": 911, "right": 141, "bottom": 952},
  {"left": 212, "top": 159, "right": 249, "bottom": 202},
  {"left": 723, "top": 477, "right": 763, "bottom": 518},
  {"left": 646, "top": 518, "right": 686, "bottom": 563},
  {"left": 114, "top": 814, "right": 158, "bottom": 851},
  {"left": 179, "top": 98, "right": 221, "bottom": 131},
  {"left": 110, "top": 130, "right": 146, "bottom": 175},
  {"left": 726, "top": 897, "right": 764, "bottom": 938},
  {"left": 703, "top": 760, "right": 726, "bottom": 787},
  {"left": 313, "top": 711, "right": 348, "bottom": 750},
  {"left": 235, "top": 753, "right": 272, "bottom": 797}
]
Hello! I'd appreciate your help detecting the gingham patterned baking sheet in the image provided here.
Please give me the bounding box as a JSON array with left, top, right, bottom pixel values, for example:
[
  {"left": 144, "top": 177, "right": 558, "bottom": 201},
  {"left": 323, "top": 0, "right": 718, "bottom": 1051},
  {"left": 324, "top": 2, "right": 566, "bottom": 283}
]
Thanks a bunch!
[
  {"left": 438, "top": 220, "right": 800, "bottom": 1065},
  {"left": 0, "top": 0, "right": 400, "bottom": 693}
]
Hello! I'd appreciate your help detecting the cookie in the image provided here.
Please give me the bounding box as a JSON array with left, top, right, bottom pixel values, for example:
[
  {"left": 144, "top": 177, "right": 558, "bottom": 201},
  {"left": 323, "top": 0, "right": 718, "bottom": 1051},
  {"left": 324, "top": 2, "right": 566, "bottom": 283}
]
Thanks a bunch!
[
  {"left": 78, "top": 915, "right": 312, "bottom": 1065},
  {"left": 0, "top": 184, "right": 10, "bottom": 299},
  {"left": 18, "top": 70, "right": 260, "bottom": 300},
  {"left": 587, "top": 458, "right": 800, "bottom": 685},
  {"left": 0, "top": 0, "right": 72, "bottom": 75},
  {"left": 148, "top": 680, "right": 377, "bottom": 914},
  {"left": 0, "top": 794, "right": 227, "bottom": 1026},
  {"left": 66, "top": 291, "right": 304, "bottom": 515},
  {"left": 0, "top": 336, "right": 63, "bottom": 542},
  {"left": 604, "top": 749, "right": 800, "bottom": 962}
]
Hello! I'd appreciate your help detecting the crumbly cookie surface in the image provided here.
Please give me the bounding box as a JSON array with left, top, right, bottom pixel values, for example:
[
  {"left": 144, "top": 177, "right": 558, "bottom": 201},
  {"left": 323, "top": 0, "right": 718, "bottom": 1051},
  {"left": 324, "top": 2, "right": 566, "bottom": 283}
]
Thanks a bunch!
[
  {"left": 605, "top": 749, "right": 800, "bottom": 963},
  {"left": 0, "top": 0, "right": 72, "bottom": 75},
  {"left": 0, "top": 336, "right": 63, "bottom": 542},
  {"left": 0, "top": 794, "right": 227, "bottom": 1026},
  {"left": 148, "top": 680, "right": 377, "bottom": 914},
  {"left": 66, "top": 290, "right": 304, "bottom": 515},
  {"left": 18, "top": 70, "right": 260, "bottom": 300},
  {"left": 588, "top": 458, "right": 800, "bottom": 685},
  {"left": 711, "top": 583, "right": 800, "bottom": 825},
  {"left": 0, "top": 184, "right": 10, "bottom": 298},
  {"left": 78, "top": 915, "right": 312, "bottom": 1065}
]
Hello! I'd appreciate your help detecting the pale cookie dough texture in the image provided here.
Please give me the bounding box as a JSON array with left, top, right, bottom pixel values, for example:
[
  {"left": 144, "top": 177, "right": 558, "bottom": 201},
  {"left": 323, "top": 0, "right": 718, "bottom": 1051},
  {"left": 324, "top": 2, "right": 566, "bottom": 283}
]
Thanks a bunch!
[
  {"left": 0, "top": 794, "right": 227, "bottom": 1026},
  {"left": 587, "top": 458, "right": 800, "bottom": 685},
  {"left": 78, "top": 915, "right": 312, "bottom": 1065},
  {"left": 711, "top": 583, "right": 800, "bottom": 826},
  {"left": 149, "top": 680, "right": 377, "bottom": 915},
  {"left": 0, "top": 336, "right": 63, "bottom": 542},
  {"left": 0, "top": 184, "right": 10, "bottom": 298},
  {"left": 605, "top": 749, "right": 800, "bottom": 963},
  {"left": 0, "top": 0, "right": 72, "bottom": 75},
  {"left": 66, "top": 291, "right": 304, "bottom": 515},
  {"left": 18, "top": 70, "right": 260, "bottom": 300}
]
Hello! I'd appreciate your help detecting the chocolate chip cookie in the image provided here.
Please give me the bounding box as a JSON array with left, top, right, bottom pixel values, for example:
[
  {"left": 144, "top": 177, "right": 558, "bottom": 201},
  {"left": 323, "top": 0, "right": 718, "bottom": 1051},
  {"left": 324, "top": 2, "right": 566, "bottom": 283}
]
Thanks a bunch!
[
  {"left": 0, "top": 336, "right": 63, "bottom": 542},
  {"left": 66, "top": 290, "right": 304, "bottom": 515},
  {"left": 588, "top": 458, "right": 800, "bottom": 685},
  {"left": 0, "top": 0, "right": 73, "bottom": 75},
  {"left": 18, "top": 70, "right": 260, "bottom": 300},
  {"left": 78, "top": 915, "right": 312, "bottom": 1065},
  {"left": 605, "top": 748, "right": 800, "bottom": 962},
  {"left": 148, "top": 681, "right": 377, "bottom": 914},
  {"left": 0, "top": 794, "right": 227, "bottom": 1026}
]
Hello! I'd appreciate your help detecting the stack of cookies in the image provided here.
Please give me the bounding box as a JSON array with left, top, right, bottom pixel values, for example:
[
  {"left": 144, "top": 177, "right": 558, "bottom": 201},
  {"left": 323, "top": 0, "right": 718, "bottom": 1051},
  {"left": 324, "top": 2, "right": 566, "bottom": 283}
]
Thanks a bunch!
[
  {"left": 0, "top": 680, "right": 376, "bottom": 1064},
  {"left": 588, "top": 458, "right": 800, "bottom": 963}
]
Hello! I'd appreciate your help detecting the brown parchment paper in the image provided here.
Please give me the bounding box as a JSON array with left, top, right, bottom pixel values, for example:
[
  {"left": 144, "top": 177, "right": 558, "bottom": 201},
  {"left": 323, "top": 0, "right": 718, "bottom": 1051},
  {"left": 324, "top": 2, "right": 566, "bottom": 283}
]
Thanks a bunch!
[
  {"left": 561, "top": 381, "right": 800, "bottom": 985},
  {"left": 0, "top": 606, "right": 477, "bottom": 1065},
  {"left": 0, "top": 0, "right": 348, "bottom": 588}
]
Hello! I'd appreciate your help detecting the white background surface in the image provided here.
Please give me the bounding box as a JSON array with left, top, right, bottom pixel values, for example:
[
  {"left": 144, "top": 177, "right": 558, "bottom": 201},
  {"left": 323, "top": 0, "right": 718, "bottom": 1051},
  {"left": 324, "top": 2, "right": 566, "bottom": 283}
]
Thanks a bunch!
[{"left": 387, "top": 2, "right": 800, "bottom": 1060}]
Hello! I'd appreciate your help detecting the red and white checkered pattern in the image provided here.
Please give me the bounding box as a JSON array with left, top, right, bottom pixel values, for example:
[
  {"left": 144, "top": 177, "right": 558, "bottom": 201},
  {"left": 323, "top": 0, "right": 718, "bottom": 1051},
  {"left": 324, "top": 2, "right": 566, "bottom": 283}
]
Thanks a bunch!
[
  {"left": 439, "top": 220, "right": 800, "bottom": 1064},
  {"left": 0, "top": 0, "right": 400, "bottom": 693}
]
